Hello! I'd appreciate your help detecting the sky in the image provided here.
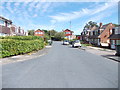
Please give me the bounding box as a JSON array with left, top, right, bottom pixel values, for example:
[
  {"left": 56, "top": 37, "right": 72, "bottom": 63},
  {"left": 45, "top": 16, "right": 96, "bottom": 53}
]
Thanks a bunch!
[{"left": 0, "top": 0, "right": 118, "bottom": 34}]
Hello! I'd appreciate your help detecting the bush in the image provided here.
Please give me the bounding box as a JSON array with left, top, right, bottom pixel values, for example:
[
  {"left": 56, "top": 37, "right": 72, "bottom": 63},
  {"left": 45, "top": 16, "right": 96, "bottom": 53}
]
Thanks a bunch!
[
  {"left": 0, "top": 36, "right": 43, "bottom": 40},
  {"left": 0, "top": 36, "right": 44, "bottom": 58}
]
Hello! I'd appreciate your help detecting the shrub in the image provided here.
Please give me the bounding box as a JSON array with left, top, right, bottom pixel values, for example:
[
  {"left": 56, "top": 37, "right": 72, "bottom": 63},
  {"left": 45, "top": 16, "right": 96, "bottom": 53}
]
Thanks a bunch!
[
  {"left": 0, "top": 36, "right": 43, "bottom": 40},
  {"left": 0, "top": 36, "right": 44, "bottom": 58}
]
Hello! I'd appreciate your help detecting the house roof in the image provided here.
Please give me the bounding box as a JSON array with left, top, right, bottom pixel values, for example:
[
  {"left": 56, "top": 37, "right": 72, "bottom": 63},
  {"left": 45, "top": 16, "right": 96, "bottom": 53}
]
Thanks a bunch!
[
  {"left": 0, "top": 16, "right": 12, "bottom": 23},
  {"left": 108, "top": 34, "right": 120, "bottom": 39},
  {"left": 91, "top": 26, "right": 98, "bottom": 31},
  {"left": 35, "top": 29, "right": 44, "bottom": 32},
  {"left": 64, "top": 29, "right": 73, "bottom": 33}
]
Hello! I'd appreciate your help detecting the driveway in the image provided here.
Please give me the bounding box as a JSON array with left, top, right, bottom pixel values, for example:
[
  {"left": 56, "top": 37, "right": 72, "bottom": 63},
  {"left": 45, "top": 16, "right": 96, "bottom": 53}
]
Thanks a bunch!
[{"left": 2, "top": 41, "right": 118, "bottom": 88}]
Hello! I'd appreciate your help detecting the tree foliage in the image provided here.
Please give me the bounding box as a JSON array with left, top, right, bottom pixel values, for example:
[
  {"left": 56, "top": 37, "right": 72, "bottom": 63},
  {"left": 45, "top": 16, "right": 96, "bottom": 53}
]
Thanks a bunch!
[
  {"left": 28, "top": 30, "right": 35, "bottom": 36},
  {"left": 48, "top": 30, "right": 57, "bottom": 37},
  {"left": 54, "top": 32, "right": 65, "bottom": 41},
  {"left": 84, "top": 21, "right": 98, "bottom": 30}
]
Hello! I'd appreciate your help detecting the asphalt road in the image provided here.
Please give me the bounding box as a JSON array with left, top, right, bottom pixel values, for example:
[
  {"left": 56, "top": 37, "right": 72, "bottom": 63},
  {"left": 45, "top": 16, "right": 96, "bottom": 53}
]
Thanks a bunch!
[{"left": 2, "top": 41, "right": 118, "bottom": 88}]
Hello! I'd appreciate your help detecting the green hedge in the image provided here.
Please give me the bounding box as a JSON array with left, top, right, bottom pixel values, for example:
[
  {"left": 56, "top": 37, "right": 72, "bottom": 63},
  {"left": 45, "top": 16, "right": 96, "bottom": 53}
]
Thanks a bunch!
[
  {"left": 0, "top": 36, "right": 43, "bottom": 40},
  {"left": 0, "top": 36, "right": 44, "bottom": 58}
]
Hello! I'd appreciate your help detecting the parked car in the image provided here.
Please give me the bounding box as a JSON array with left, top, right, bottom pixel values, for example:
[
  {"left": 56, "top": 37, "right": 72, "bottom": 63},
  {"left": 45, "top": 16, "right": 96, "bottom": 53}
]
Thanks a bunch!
[
  {"left": 48, "top": 40, "right": 52, "bottom": 45},
  {"left": 63, "top": 40, "right": 69, "bottom": 45},
  {"left": 72, "top": 40, "right": 81, "bottom": 47},
  {"left": 69, "top": 40, "right": 74, "bottom": 45}
]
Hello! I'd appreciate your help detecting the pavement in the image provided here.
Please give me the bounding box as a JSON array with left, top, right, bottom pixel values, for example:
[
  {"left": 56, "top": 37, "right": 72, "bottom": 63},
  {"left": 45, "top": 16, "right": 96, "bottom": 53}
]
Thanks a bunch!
[
  {"left": 80, "top": 46, "right": 120, "bottom": 62},
  {"left": 2, "top": 41, "right": 118, "bottom": 88}
]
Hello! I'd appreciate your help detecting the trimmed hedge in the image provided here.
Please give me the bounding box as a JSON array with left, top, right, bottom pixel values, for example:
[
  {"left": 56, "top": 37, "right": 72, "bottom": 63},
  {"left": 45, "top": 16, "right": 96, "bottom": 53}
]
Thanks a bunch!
[
  {"left": 0, "top": 36, "right": 43, "bottom": 40},
  {"left": 0, "top": 36, "right": 44, "bottom": 58}
]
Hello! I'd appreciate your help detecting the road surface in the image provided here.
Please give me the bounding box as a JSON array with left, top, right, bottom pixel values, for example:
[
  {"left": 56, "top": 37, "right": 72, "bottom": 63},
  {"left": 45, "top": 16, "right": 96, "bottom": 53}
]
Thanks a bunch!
[{"left": 2, "top": 42, "right": 118, "bottom": 88}]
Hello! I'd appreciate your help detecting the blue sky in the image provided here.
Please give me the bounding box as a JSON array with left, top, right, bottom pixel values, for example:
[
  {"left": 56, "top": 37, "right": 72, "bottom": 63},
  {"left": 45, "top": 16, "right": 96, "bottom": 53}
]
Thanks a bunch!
[{"left": 0, "top": 1, "right": 118, "bottom": 34}]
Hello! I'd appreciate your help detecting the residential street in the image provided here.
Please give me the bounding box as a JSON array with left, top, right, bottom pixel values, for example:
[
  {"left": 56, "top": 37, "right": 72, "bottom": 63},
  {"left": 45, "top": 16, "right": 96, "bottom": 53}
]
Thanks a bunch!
[{"left": 2, "top": 41, "right": 118, "bottom": 88}]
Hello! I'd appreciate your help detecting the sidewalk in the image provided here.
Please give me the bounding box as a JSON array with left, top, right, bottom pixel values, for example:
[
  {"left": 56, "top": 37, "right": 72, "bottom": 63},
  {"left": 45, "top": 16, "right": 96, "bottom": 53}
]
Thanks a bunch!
[
  {"left": 80, "top": 46, "right": 119, "bottom": 62},
  {"left": 1, "top": 45, "right": 52, "bottom": 64}
]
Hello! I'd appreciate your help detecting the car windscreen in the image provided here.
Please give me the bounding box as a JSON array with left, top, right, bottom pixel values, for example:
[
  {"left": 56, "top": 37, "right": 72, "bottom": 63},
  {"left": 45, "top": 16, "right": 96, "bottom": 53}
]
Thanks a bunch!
[
  {"left": 75, "top": 40, "right": 80, "bottom": 43},
  {"left": 64, "top": 40, "right": 69, "bottom": 42}
]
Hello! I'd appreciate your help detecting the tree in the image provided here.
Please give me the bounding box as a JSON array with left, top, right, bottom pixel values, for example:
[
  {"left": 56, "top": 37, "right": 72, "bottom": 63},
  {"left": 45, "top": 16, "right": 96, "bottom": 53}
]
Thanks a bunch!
[
  {"left": 83, "top": 21, "right": 98, "bottom": 31},
  {"left": 113, "top": 24, "right": 120, "bottom": 27},
  {"left": 54, "top": 32, "right": 65, "bottom": 41},
  {"left": 42, "top": 29, "right": 48, "bottom": 34},
  {"left": 48, "top": 30, "right": 57, "bottom": 37},
  {"left": 28, "top": 30, "right": 34, "bottom": 36}
]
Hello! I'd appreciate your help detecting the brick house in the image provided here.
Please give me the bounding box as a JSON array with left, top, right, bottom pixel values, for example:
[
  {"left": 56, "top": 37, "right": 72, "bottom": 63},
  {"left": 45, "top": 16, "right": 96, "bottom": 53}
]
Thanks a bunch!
[
  {"left": 8, "top": 25, "right": 27, "bottom": 36},
  {"left": 63, "top": 29, "right": 73, "bottom": 40},
  {"left": 0, "top": 16, "right": 27, "bottom": 36},
  {"left": 98, "top": 23, "right": 115, "bottom": 47},
  {"left": 88, "top": 26, "right": 100, "bottom": 45},
  {"left": 109, "top": 26, "right": 120, "bottom": 49},
  {"left": 87, "top": 23, "right": 115, "bottom": 47},
  {"left": 34, "top": 29, "right": 44, "bottom": 37},
  {"left": 0, "top": 16, "right": 12, "bottom": 36},
  {"left": 81, "top": 26, "right": 92, "bottom": 43}
]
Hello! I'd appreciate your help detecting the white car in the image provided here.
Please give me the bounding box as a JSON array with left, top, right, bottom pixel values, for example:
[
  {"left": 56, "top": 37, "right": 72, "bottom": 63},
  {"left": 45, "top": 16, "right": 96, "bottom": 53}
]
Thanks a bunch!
[
  {"left": 72, "top": 40, "right": 81, "bottom": 47},
  {"left": 63, "top": 40, "right": 69, "bottom": 45}
]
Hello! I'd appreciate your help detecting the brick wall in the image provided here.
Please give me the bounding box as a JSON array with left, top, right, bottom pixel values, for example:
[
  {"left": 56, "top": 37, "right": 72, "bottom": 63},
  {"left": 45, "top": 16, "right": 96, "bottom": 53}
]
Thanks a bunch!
[{"left": 99, "top": 24, "right": 115, "bottom": 44}]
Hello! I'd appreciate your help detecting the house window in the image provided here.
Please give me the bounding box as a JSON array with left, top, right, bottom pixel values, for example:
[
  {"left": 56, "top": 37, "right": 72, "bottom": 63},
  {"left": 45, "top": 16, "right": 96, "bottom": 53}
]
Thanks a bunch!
[
  {"left": 111, "top": 40, "right": 115, "bottom": 45},
  {"left": 115, "top": 27, "right": 120, "bottom": 34},
  {"left": 65, "top": 32, "right": 71, "bottom": 34},
  {"left": 0, "top": 19, "right": 4, "bottom": 25},
  {"left": 116, "top": 40, "right": 120, "bottom": 45},
  {"left": 35, "top": 32, "right": 39, "bottom": 34},
  {"left": 35, "top": 32, "right": 43, "bottom": 34}
]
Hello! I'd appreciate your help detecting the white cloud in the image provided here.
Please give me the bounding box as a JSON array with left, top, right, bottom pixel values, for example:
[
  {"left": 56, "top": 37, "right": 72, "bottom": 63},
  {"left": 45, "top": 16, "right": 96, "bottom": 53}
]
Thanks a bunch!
[
  {"left": 1, "top": 0, "right": 120, "bottom": 2},
  {"left": 49, "top": 2, "right": 117, "bottom": 22},
  {"left": 6, "top": 2, "right": 14, "bottom": 13},
  {"left": 33, "top": 14, "right": 38, "bottom": 17},
  {"left": 14, "top": 2, "right": 20, "bottom": 7},
  {"left": 22, "top": 2, "right": 29, "bottom": 7},
  {"left": 28, "top": 2, "right": 37, "bottom": 12},
  {"left": 34, "top": 2, "right": 44, "bottom": 12},
  {"left": 91, "top": 2, "right": 117, "bottom": 15},
  {"left": 41, "top": 2, "right": 52, "bottom": 13},
  {"left": 24, "top": 23, "right": 56, "bottom": 30}
]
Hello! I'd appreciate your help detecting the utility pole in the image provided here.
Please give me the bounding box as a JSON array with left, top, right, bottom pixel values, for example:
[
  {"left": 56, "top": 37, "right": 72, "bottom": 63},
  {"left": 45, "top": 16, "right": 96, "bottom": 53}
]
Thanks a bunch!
[
  {"left": 70, "top": 21, "right": 71, "bottom": 30},
  {"left": 69, "top": 21, "right": 72, "bottom": 40}
]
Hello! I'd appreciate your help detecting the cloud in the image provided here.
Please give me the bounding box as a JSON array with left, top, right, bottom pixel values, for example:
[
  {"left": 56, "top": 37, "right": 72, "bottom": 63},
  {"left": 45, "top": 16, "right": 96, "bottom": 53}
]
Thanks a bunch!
[
  {"left": 33, "top": 14, "right": 38, "bottom": 17},
  {"left": 41, "top": 2, "right": 52, "bottom": 13},
  {"left": 6, "top": 2, "right": 14, "bottom": 13},
  {"left": 86, "top": 11, "right": 113, "bottom": 23},
  {"left": 1, "top": 0, "right": 120, "bottom": 2},
  {"left": 28, "top": 2, "right": 37, "bottom": 11},
  {"left": 91, "top": 2, "right": 116, "bottom": 15},
  {"left": 49, "top": 2, "right": 117, "bottom": 23},
  {"left": 24, "top": 23, "right": 56, "bottom": 30},
  {"left": 14, "top": 2, "right": 20, "bottom": 7},
  {"left": 22, "top": 2, "right": 30, "bottom": 7},
  {"left": 34, "top": 2, "right": 45, "bottom": 13}
]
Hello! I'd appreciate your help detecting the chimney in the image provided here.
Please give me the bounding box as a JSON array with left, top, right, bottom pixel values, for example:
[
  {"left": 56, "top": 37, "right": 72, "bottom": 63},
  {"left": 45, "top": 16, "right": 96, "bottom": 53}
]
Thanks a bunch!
[
  {"left": 99, "top": 22, "right": 102, "bottom": 28},
  {"left": 23, "top": 30, "right": 24, "bottom": 34},
  {"left": 18, "top": 27, "right": 21, "bottom": 33},
  {"left": 110, "top": 23, "right": 112, "bottom": 26}
]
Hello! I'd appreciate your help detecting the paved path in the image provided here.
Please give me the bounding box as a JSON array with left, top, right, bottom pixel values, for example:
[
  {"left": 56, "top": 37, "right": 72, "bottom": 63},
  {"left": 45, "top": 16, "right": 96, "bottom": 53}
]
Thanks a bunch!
[
  {"left": 2, "top": 42, "right": 118, "bottom": 88},
  {"left": 82, "top": 46, "right": 119, "bottom": 62}
]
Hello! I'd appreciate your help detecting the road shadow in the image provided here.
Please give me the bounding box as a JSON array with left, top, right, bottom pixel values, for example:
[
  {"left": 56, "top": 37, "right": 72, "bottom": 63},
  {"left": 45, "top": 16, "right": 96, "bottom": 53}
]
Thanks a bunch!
[{"left": 101, "top": 54, "right": 120, "bottom": 62}]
